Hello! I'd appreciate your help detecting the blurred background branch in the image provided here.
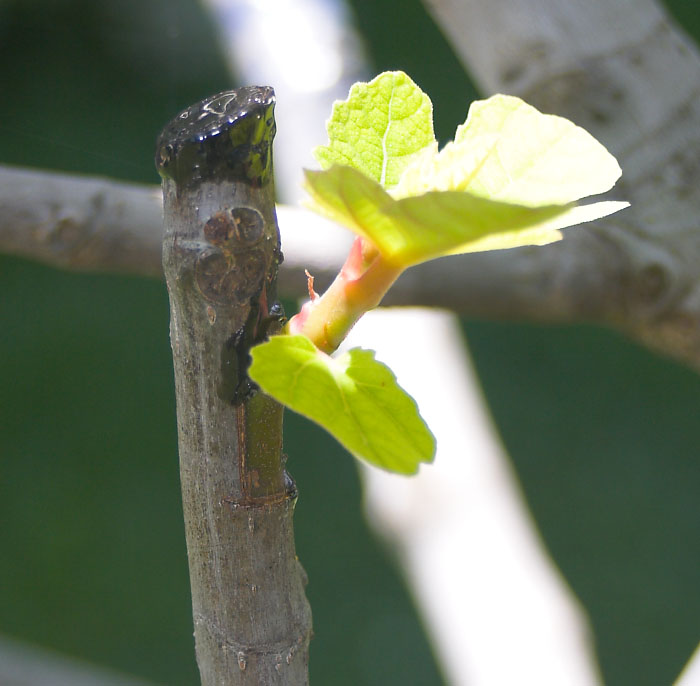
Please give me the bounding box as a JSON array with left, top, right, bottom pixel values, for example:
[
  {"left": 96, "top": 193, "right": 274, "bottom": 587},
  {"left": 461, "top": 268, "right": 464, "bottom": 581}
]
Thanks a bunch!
[
  {"left": 422, "top": 0, "right": 700, "bottom": 368},
  {"left": 0, "top": 634, "right": 159, "bottom": 686},
  {"left": 5, "top": 1, "right": 700, "bottom": 371},
  {"left": 3, "top": 139, "right": 700, "bottom": 374}
]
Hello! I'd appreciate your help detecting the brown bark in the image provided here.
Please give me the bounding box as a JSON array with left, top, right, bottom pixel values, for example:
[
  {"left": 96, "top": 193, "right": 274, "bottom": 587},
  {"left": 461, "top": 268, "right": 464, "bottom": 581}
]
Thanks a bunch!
[{"left": 158, "top": 87, "right": 311, "bottom": 685}]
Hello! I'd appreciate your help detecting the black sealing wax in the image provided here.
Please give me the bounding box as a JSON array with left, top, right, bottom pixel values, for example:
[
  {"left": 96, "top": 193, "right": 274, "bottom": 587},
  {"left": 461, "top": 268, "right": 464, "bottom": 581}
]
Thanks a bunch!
[{"left": 155, "top": 87, "right": 276, "bottom": 190}]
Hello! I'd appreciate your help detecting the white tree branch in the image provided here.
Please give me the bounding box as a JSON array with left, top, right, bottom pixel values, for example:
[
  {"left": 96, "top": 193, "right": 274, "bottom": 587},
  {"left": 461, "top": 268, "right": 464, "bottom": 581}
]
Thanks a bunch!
[
  {"left": 345, "top": 309, "right": 603, "bottom": 686},
  {"left": 0, "top": 165, "right": 164, "bottom": 277},
  {"left": 0, "top": 164, "right": 355, "bottom": 293},
  {"left": 3, "top": 158, "right": 700, "bottom": 370},
  {"left": 420, "top": 0, "right": 700, "bottom": 366},
  {"left": 4, "top": 3, "right": 700, "bottom": 370},
  {"left": 674, "top": 641, "right": 700, "bottom": 686},
  {"left": 0, "top": 634, "right": 158, "bottom": 686}
]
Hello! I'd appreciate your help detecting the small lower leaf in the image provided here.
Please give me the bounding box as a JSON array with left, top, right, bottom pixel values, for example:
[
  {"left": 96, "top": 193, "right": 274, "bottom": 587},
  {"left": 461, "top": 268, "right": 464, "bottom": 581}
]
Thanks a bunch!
[{"left": 249, "top": 334, "right": 435, "bottom": 474}]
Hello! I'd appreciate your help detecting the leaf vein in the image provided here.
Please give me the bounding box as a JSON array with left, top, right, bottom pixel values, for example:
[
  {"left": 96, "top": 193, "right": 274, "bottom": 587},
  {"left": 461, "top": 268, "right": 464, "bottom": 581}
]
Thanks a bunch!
[{"left": 379, "top": 74, "right": 396, "bottom": 187}]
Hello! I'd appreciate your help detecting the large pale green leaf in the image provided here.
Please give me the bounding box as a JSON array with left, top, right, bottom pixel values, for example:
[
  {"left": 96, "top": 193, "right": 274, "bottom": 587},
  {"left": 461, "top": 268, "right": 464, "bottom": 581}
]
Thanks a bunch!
[
  {"left": 249, "top": 334, "right": 435, "bottom": 475},
  {"left": 305, "top": 166, "right": 627, "bottom": 266},
  {"left": 314, "top": 71, "right": 436, "bottom": 189},
  {"left": 395, "top": 94, "right": 623, "bottom": 205}
]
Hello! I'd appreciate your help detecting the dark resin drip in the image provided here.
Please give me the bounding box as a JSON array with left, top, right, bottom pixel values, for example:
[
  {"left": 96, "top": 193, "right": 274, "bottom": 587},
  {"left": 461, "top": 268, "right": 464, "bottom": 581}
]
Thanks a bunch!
[
  {"left": 155, "top": 87, "right": 276, "bottom": 189},
  {"left": 218, "top": 299, "right": 287, "bottom": 406}
]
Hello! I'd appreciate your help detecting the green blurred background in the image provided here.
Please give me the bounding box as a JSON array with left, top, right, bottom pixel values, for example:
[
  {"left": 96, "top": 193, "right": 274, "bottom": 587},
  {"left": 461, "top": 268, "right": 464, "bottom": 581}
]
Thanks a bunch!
[{"left": 1, "top": 1, "right": 698, "bottom": 684}]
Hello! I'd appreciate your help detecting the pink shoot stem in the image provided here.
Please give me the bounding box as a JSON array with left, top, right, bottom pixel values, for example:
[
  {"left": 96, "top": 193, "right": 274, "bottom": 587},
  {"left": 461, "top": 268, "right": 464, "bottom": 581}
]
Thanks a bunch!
[{"left": 288, "top": 237, "right": 403, "bottom": 354}]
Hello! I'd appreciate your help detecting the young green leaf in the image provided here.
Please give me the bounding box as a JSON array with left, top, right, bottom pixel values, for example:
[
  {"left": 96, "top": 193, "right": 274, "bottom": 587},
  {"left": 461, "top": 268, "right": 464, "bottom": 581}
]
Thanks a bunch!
[
  {"left": 395, "top": 93, "right": 624, "bottom": 205},
  {"left": 249, "top": 334, "right": 435, "bottom": 475},
  {"left": 306, "top": 73, "right": 628, "bottom": 266},
  {"left": 314, "top": 71, "right": 436, "bottom": 189},
  {"left": 305, "top": 165, "right": 627, "bottom": 266}
]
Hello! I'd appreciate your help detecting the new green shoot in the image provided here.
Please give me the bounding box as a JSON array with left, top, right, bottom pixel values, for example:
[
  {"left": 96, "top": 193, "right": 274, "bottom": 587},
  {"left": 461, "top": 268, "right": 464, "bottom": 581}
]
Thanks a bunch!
[{"left": 249, "top": 71, "right": 628, "bottom": 475}]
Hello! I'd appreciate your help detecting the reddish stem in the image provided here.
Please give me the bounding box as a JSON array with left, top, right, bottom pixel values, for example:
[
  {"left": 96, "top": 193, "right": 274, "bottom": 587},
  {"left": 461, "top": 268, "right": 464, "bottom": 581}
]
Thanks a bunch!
[{"left": 288, "top": 237, "right": 402, "bottom": 354}]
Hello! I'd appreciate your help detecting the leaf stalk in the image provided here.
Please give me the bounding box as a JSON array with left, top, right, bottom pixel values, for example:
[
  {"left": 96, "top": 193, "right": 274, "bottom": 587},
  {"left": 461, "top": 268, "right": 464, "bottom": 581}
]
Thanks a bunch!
[{"left": 288, "top": 237, "right": 402, "bottom": 353}]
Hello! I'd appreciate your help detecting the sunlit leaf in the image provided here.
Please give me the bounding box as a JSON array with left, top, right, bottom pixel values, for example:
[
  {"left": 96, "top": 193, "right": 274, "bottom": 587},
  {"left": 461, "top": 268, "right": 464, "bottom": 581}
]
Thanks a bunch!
[
  {"left": 249, "top": 334, "right": 435, "bottom": 474},
  {"left": 306, "top": 76, "right": 628, "bottom": 266},
  {"left": 314, "top": 71, "right": 436, "bottom": 189},
  {"left": 283, "top": 74, "right": 630, "bottom": 473},
  {"left": 395, "top": 93, "right": 624, "bottom": 205},
  {"left": 305, "top": 166, "right": 628, "bottom": 266}
]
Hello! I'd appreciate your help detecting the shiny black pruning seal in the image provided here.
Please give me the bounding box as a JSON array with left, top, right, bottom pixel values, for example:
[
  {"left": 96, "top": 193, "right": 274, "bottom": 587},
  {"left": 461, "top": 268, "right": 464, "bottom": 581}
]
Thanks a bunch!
[{"left": 155, "top": 86, "right": 276, "bottom": 190}]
